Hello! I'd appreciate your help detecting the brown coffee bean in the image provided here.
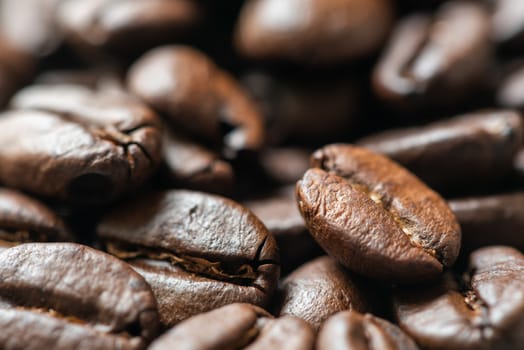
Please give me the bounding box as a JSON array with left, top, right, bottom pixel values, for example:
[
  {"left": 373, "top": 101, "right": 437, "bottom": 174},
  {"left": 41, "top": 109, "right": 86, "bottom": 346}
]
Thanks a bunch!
[
  {"left": 296, "top": 144, "right": 461, "bottom": 283},
  {"left": 0, "top": 243, "right": 159, "bottom": 350},
  {"left": 394, "top": 246, "right": 524, "bottom": 350},
  {"left": 357, "top": 110, "right": 522, "bottom": 191},
  {"left": 276, "top": 256, "right": 372, "bottom": 330},
  {"left": 149, "top": 303, "right": 315, "bottom": 350},
  {"left": 0, "top": 36, "right": 34, "bottom": 107},
  {"left": 244, "top": 186, "right": 320, "bottom": 272},
  {"left": 128, "top": 46, "right": 265, "bottom": 157},
  {"left": 97, "top": 190, "right": 280, "bottom": 327},
  {"left": 57, "top": 0, "right": 203, "bottom": 54},
  {"left": 373, "top": 2, "right": 492, "bottom": 110},
  {"left": 0, "top": 84, "right": 163, "bottom": 204},
  {"left": 449, "top": 193, "right": 524, "bottom": 251},
  {"left": 497, "top": 61, "right": 524, "bottom": 109},
  {"left": 161, "top": 130, "right": 234, "bottom": 195},
  {"left": 317, "top": 310, "right": 419, "bottom": 350},
  {"left": 235, "top": 0, "right": 393, "bottom": 65},
  {"left": 0, "top": 188, "right": 72, "bottom": 250}
]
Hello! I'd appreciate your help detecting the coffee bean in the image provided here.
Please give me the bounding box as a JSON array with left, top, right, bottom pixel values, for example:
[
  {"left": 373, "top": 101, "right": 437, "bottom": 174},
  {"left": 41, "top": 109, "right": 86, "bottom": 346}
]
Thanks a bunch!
[
  {"left": 296, "top": 144, "right": 461, "bottom": 283},
  {"left": 449, "top": 193, "right": 524, "bottom": 251},
  {"left": 235, "top": 0, "right": 393, "bottom": 65},
  {"left": 149, "top": 303, "right": 315, "bottom": 350},
  {"left": 56, "top": 0, "right": 203, "bottom": 54},
  {"left": 128, "top": 46, "right": 265, "bottom": 157},
  {"left": 0, "top": 188, "right": 72, "bottom": 250},
  {"left": 357, "top": 110, "right": 522, "bottom": 191},
  {"left": 373, "top": 1, "right": 492, "bottom": 110},
  {"left": 161, "top": 130, "right": 234, "bottom": 195},
  {"left": 317, "top": 310, "right": 419, "bottom": 350},
  {"left": 497, "top": 61, "right": 524, "bottom": 109},
  {"left": 244, "top": 186, "right": 320, "bottom": 272},
  {"left": 276, "top": 256, "right": 373, "bottom": 330},
  {"left": 97, "top": 190, "right": 280, "bottom": 327},
  {"left": 0, "top": 243, "right": 159, "bottom": 349},
  {"left": 0, "top": 84, "right": 162, "bottom": 204},
  {"left": 394, "top": 246, "right": 524, "bottom": 349}
]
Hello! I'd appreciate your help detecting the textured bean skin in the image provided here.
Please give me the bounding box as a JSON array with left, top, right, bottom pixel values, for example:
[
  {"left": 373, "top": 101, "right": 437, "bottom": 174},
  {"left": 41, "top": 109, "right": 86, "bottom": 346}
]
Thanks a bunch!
[
  {"left": 394, "top": 246, "right": 524, "bottom": 350},
  {"left": 97, "top": 190, "right": 280, "bottom": 327},
  {"left": 296, "top": 144, "right": 461, "bottom": 283}
]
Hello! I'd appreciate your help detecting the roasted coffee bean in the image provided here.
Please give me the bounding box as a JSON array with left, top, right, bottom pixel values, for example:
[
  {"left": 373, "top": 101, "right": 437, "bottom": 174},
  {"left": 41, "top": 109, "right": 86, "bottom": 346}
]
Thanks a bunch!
[
  {"left": 0, "top": 188, "right": 72, "bottom": 250},
  {"left": 357, "top": 110, "right": 522, "bottom": 191},
  {"left": 244, "top": 186, "right": 320, "bottom": 272},
  {"left": 0, "top": 84, "right": 162, "bottom": 204},
  {"left": 317, "top": 310, "right": 419, "bottom": 350},
  {"left": 242, "top": 71, "right": 357, "bottom": 144},
  {"left": 490, "top": 0, "right": 524, "bottom": 50},
  {"left": 0, "top": 0, "right": 62, "bottom": 56},
  {"left": 57, "top": 0, "right": 203, "bottom": 54},
  {"left": 97, "top": 190, "right": 279, "bottom": 327},
  {"left": 128, "top": 46, "right": 265, "bottom": 157},
  {"left": 161, "top": 130, "right": 234, "bottom": 195},
  {"left": 0, "top": 36, "right": 34, "bottom": 107},
  {"left": 373, "top": 2, "right": 492, "bottom": 110},
  {"left": 0, "top": 243, "right": 159, "bottom": 350},
  {"left": 394, "top": 246, "right": 524, "bottom": 350},
  {"left": 259, "top": 147, "right": 311, "bottom": 185},
  {"left": 149, "top": 303, "right": 315, "bottom": 350},
  {"left": 235, "top": 0, "right": 393, "bottom": 65},
  {"left": 449, "top": 193, "right": 524, "bottom": 251},
  {"left": 296, "top": 144, "right": 461, "bottom": 283},
  {"left": 276, "top": 256, "right": 372, "bottom": 330}
]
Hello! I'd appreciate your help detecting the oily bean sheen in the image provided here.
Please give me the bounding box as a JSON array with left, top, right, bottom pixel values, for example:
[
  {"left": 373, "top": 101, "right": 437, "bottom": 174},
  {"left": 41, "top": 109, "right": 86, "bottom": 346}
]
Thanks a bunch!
[
  {"left": 0, "top": 243, "right": 159, "bottom": 350},
  {"left": 235, "top": 0, "right": 393, "bottom": 65},
  {"left": 373, "top": 1, "right": 491, "bottom": 110},
  {"left": 296, "top": 144, "right": 461, "bottom": 283},
  {"left": 277, "top": 256, "right": 372, "bottom": 330},
  {"left": 357, "top": 110, "right": 523, "bottom": 190},
  {"left": 394, "top": 246, "right": 524, "bottom": 350},
  {"left": 97, "top": 190, "right": 279, "bottom": 327},
  {"left": 0, "top": 188, "right": 71, "bottom": 250},
  {"left": 317, "top": 310, "right": 419, "bottom": 350},
  {"left": 161, "top": 130, "right": 234, "bottom": 195},
  {"left": 128, "top": 46, "right": 265, "bottom": 157},
  {"left": 1, "top": 84, "right": 162, "bottom": 204},
  {"left": 149, "top": 303, "right": 315, "bottom": 350},
  {"left": 57, "top": 0, "right": 202, "bottom": 53},
  {"left": 449, "top": 193, "right": 524, "bottom": 251}
]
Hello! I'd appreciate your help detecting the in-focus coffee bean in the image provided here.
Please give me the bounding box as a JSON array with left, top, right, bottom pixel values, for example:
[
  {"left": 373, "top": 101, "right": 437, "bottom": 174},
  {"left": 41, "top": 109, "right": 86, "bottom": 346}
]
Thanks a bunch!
[
  {"left": 97, "top": 190, "right": 280, "bottom": 327},
  {"left": 296, "top": 144, "right": 461, "bottom": 283}
]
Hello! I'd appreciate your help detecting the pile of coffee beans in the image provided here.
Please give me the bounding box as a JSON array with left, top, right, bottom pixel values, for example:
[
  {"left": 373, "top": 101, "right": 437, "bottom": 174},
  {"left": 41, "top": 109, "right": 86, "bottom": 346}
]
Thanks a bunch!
[{"left": 2, "top": 0, "right": 524, "bottom": 349}]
